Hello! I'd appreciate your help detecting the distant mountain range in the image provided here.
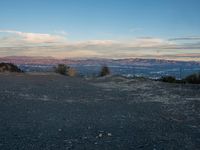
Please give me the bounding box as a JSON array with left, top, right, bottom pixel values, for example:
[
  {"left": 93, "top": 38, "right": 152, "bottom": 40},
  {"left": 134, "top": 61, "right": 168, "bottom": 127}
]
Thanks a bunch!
[
  {"left": 0, "top": 56, "right": 200, "bottom": 66},
  {"left": 1, "top": 56, "right": 200, "bottom": 78}
]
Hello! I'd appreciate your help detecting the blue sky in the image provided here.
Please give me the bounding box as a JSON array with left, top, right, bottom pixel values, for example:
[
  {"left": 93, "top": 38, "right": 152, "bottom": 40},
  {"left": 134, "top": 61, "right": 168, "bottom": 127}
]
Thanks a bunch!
[{"left": 0, "top": 0, "right": 200, "bottom": 60}]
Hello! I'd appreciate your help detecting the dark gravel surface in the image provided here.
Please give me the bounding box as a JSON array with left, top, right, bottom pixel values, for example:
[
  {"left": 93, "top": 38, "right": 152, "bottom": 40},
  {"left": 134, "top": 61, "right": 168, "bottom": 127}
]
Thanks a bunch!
[{"left": 0, "top": 73, "right": 200, "bottom": 150}]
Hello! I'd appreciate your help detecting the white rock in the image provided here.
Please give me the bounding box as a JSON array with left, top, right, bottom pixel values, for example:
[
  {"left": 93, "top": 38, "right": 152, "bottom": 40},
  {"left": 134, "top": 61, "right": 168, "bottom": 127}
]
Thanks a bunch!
[
  {"left": 98, "top": 133, "right": 103, "bottom": 138},
  {"left": 107, "top": 133, "right": 112, "bottom": 136},
  {"left": 58, "top": 128, "right": 62, "bottom": 132}
]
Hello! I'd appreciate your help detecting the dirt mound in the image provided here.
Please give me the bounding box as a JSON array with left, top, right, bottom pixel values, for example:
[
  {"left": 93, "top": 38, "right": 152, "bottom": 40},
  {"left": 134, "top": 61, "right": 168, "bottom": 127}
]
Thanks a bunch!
[{"left": 0, "top": 63, "right": 23, "bottom": 73}]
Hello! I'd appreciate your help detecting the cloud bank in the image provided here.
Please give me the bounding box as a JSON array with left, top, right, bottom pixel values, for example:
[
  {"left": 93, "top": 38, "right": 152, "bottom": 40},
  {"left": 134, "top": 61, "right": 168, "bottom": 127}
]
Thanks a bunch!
[
  {"left": 0, "top": 30, "right": 66, "bottom": 44},
  {"left": 0, "top": 30, "right": 200, "bottom": 61}
]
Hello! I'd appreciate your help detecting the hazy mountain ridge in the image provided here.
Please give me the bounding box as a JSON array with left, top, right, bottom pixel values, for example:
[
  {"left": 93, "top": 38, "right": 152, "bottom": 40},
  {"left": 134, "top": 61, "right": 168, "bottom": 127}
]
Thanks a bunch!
[
  {"left": 1, "top": 56, "right": 200, "bottom": 66},
  {"left": 1, "top": 56, "right": 200, "bottom": 78}
]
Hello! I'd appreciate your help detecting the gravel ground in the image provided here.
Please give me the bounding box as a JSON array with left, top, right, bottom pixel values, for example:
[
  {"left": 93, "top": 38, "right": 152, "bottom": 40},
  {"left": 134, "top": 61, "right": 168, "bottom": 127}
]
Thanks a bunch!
[{"left": 0, "top": 73, "right": 200, "bottom": 150}]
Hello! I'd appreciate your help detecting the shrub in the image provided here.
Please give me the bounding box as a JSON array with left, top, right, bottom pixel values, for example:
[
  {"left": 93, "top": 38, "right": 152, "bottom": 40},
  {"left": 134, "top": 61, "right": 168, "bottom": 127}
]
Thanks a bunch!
[
  {"left": 67, "top": 68, "right": 77, "bottom": 77},
  {"left": 184, "top": 73, "right": 200, "bottom": 84},
  {"left": 160, "top": 76, "right": 177, "bottom": 83},
  {"left": 0, "top": 63, "right": 23, "bottom": 73},
  {"left": 99, "top": 65, "right": 110, "bottom": 77},
  {"left": 55, "top": 64, "right": 77, "bottom": 77},
  {"left": 55, "top": 64, "right": 68, "bottom": 75}
]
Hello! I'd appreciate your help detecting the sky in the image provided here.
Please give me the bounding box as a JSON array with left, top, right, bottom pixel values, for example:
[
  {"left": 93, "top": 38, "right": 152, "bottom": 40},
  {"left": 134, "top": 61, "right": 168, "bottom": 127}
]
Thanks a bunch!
[{"left": 0, "top": 0, "right": 200, "bottom": 61}]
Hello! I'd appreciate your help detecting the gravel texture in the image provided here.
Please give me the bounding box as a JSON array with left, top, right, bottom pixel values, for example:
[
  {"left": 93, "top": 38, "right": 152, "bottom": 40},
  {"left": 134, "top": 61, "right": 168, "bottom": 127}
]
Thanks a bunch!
[{"left": 0, "top": 73, "right": 200, "bottom": 150}]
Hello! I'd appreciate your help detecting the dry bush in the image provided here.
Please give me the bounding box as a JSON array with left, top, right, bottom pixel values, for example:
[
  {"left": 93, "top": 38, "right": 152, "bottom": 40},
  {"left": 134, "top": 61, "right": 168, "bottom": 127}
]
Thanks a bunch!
[
  {"left": 55, "top": 64, "right": 68, "bottom": 75},
  {"left": 67, "top": 68, "right": 77, "bottom": 77},
  {"left": 160, "top": 76, "right": 177, "bottom": 83},
  {"left": 184, "top": 73, "right": 200, "bottom": 84},
  {"left": 0, "top": 63, "right": 23, "bottom": 73},
  {"left": 99, "top": 65, "right": 110, "bottom": 77},
  {"left": 55, "top": 64, "right": 77, "bottom": 77}
]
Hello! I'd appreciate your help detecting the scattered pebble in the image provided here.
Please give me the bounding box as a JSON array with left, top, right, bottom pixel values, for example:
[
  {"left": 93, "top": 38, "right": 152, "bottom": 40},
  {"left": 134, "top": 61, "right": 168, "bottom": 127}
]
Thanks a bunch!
[
  {"left": 58, "top": 128, "right": 62, "bottom": 132},
  {"left": 82, "top": 136, "right": 88, "bottom": 140},
  {"left": 98, "top": 133, "right": 103, "bottom": 138},
  {"left": 107, "top": 133, "right": 112, "bottom": 136}
]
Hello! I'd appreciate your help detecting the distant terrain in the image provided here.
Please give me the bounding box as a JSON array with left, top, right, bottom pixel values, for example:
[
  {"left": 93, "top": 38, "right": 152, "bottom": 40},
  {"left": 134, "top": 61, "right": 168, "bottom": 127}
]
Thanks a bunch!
[
  {"left": 0, "top": 73, "right": 199, "bottom": 149},
  {"left": 1, "top": 56, "right": 200, "bottom": 79}
]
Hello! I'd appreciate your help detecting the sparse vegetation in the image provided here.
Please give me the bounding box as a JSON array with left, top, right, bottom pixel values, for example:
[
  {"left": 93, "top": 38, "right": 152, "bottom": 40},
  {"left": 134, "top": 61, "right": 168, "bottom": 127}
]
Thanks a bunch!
[
  {"left": 159, "top": 73, "right": 200, "bottom": 84},
  {"left": 67, "top": 67, "right": 77, "bottom": 77},
  {"left": 99, "top": 65, "right": 111, "bottom": 77},
  {"left": 160, "top": 76, "right": 177, "bottom": 83},
  {"left": 184, "top": 73, "right": 200, "bottom": 84},
  {"left": 0, "top": 63, "right": 23, "bottom": 73},
  {"left": 55, "top": 64, "right": 68, "bottom": 75},
  {"left": 55, "top": 64, "right": 77, "bottom": 77}
]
